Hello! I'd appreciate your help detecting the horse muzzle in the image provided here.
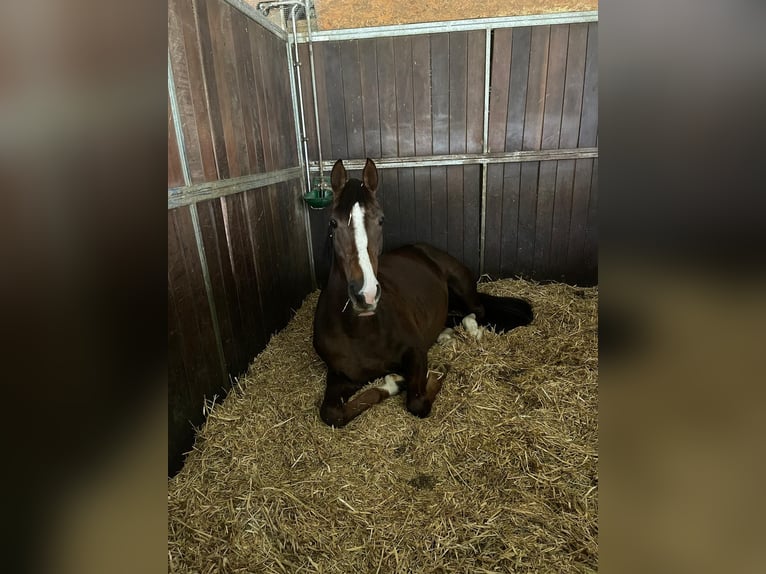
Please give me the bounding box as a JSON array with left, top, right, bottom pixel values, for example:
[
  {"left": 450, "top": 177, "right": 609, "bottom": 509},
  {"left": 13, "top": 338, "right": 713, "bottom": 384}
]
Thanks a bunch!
[{"left": 348, "top": 282, "right": 381, "bottom": 316}]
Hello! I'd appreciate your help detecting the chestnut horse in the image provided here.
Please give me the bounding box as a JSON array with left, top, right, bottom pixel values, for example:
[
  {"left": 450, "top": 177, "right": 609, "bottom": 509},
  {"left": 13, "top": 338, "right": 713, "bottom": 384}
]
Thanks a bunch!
[{"left": 313, "top": 159, "right": 533, "bottom": 427}]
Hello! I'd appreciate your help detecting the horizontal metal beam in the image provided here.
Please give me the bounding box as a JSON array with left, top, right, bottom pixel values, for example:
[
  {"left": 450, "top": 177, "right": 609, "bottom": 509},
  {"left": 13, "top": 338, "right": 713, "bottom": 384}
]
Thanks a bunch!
[
  {"left": 223, "top": 0, "right": 288, "bottom": 40},
  {"left": 297, "top": 11, "right": 598, "bottom": 42},
  {"left": 168, "top": 167, "right": 303, "bottom": 209},
  {"left": 310, "top": 148, "right": 599, "bottom": 172}
]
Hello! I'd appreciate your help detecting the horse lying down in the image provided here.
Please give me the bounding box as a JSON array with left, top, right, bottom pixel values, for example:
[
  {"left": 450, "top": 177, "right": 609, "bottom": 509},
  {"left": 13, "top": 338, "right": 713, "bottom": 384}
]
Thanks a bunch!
[{"left": 313, "top": 158, "right": 533, "bottom": 427}]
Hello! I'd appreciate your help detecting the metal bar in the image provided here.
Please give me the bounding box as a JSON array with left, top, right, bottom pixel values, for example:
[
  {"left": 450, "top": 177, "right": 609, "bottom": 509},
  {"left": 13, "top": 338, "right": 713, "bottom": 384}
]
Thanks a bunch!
[
  {"left": 168, "top": 167, "right": 304, "bottom": 209},
  {"left": 297, "top": 11, "right": 598, "bottom": 43},
  {"left": 287, "top": 4, "right": 312, "bottom": 193},
  {"left": 223, "top": 0, "right": 288, "bottom": 40},
  {"left": 282, "top": 3, "right": 317, "bottom": 289},
  {"left": 304, "top": 0, "right": 325, "bottom": 182},
  {"left": 168, "top": 51, "right": 191, "bottom": 186},
  {"left": 479, "top": 28, "right": 492, "bottom": 276},
  {"left": 308, "top": 148, "right": 598, "bottom": 171}
]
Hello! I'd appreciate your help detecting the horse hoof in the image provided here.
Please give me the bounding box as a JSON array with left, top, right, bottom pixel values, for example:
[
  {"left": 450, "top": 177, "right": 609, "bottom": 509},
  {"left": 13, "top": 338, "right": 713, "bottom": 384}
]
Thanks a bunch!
[
  {"left": 407, "top": 397, "right": 432, "bottom": 418},
  {"left": 437, "top": 328, "right": 454, "bottom": 344},
  {"left": 319, "top": 404, "right": 347, "bottom": 427},
  {"left": 462, "top": 313, "right": 483, "bottom": 340}
]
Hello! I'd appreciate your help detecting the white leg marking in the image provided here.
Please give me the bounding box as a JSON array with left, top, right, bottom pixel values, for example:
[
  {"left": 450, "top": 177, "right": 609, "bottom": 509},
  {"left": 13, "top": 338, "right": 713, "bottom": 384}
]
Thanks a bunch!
[
  {"left": 350, "top": 203, "right": 379, "bottom": 305},
  {"left": 462, "top": 313, "right": 483, "bottom": 340},
  {"left": 437, "top": 328, "right": 454, "bottom": 344},
  {"left": 380, "top": 374, "right": 405, "bottom": 396}
]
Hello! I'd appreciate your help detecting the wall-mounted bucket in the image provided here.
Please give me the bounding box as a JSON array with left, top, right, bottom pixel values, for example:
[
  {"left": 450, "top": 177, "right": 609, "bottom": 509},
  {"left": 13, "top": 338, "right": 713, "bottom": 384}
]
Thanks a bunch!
[{"left": 302, "top": 175, "right": 332, "bottom": 209}]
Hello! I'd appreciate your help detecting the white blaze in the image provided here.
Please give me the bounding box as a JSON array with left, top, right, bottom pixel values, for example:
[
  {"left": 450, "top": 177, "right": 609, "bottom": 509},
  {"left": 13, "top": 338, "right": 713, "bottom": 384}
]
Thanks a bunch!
[{"left": 350, "top": 202, "right": 379, "bottom": 305}]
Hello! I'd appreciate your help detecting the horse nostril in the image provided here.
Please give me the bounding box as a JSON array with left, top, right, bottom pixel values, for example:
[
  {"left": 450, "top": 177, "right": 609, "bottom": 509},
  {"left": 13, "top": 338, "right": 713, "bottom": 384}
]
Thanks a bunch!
[{"left": 375, "top": 284, "right": 381, "bottom": 301}]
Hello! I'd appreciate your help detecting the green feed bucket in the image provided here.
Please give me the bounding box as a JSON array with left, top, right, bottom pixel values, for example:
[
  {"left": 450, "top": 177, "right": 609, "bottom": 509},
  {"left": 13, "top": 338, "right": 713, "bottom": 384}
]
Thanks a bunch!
[{"left": 303, "top": 176, "right": 333, "bottom": 209}]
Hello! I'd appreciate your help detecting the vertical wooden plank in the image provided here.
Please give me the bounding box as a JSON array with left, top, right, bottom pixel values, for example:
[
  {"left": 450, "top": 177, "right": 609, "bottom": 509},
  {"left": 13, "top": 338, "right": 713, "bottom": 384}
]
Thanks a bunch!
[
  {"left": 500, "top": 163, "right": 522, "bottom": 276},
  {"left": 168, "top": 0, "right": 218, "bottom": 183},
  {"left": 579, "top": 23, "right": 598, "bottom": 147},
  {"left": 376, "top": 37, "right": 397, "bottom": 157},
  {"left": 584, "top": 157, "right": 598, "bottom": 281},
  {"left": 195, "top": 0, "right": 229, "bottom": 179},
  {"left": 430, "top": 167, "right": 449, "bottom": 252},
  {"left": 516, "top": 161, "right": 538, "bottom": 277},
  {"left": 522, "top": 26, "right": 550, "bottom": 151},
  {"left": 394, "top": 36, "right": 415, "bottom": 157},
  {"left": 168, "top": 206, "right": 227, "bottom": 397},
  {"left": 168, "top": 278, "right": 195, "bottom": 473},
  {"left": 380, "top": 169, "right": 401, "bottom": 251},
  {"left": 487, "top": 28, "right": 511, "bottom": 153},
  {"left": 245, "top": 187, "right": 283, "bottom": 335},
  {"left": 430, "top": 33, "right": 450, "bottom": 155},
  {"left": 448, "top": 31, "right": 468, "bottom": 155},
  {"left": 533, "top": 160, "right": 557, "bottom": 279},
  {"left": 231, "top": 10, "right": 264, "bottom": 173},
  {"left": 312, "top": 41, "right": 332, "bottom": 163},
  {"left": 412, "top": 35, "right": 432, "bottom": 156},
  {"left": 398, "top": 169, "right": 417, "bottom": 245},
  {"left": 222, "top": 192, "right": 268, "bottom": 356},
  {"left": 466, "top": 30, "right": 485, "bottom": 154},
  {"left": 341, "top": 41, "right": 365, "bottom": 159},
  {"left": 359, "top": 38, "right": 381, "bottom": 159},
  {"left": 550, "top": 159, "right": 576, "bottom": 280},
  {"left": 273, "top": 32, "right": 297, "bottom": 168},
  {"left": 206, "top": 0, "right": 249, "bottom": 177},
  {"left": 196, "top": 197, "right": 247, "bottom": 375},
  {"left": 249, "top": 22, "right": 274, "bottom": 170},
  {"left": 483, "top": 164, "right": 504, "bottom": 277},
  {"left": 324, "top": 42, "right": 348, "bottom": 160},
  {"left": 463, "top": 164, "right": 481, "bottom": 275},
  {"left": 446, "top": 165, "right": 464, "bottom": 261},
  {"left": 560, "top": 23, "right": 588, "bottom": 149},
  {"left": 541, "top": 25, "right": 569, "bottom": 150},
  {"left": 168, "top": 94, "right": 185, "bottom": 188},
  {"left": 505, "top": 27, "right": 531, "bottom": 152},
  {"left": 413, "top": 167, "right": 432, "bottom": 243},
  {"left": 258, "top": 23, "right": 286, "bottom": 170},
  {"left": 309, "top": 207, "right": 332, "bottom": 287},
  {"left": 566, "top": 158, "right": 594, "bottom": 282}
]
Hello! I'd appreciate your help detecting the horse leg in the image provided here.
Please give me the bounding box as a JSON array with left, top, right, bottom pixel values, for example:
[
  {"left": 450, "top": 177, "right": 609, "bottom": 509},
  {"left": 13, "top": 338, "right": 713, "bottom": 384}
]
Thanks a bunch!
[
  {"left": 402, "top": 348, "right": 445, "bottom": 418},
  {"left": 320, "top": 372, "right": 405, "bottom": 427}
]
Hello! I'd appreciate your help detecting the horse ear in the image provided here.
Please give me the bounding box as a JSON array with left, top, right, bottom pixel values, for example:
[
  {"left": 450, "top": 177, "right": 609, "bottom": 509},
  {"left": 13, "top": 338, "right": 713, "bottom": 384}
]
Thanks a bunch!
[
  {"left": 330, "top": 159, "right": 347, "bottom": 200},
  {"left": 362, "top": 158, "right": 378, "bottom": 195}
]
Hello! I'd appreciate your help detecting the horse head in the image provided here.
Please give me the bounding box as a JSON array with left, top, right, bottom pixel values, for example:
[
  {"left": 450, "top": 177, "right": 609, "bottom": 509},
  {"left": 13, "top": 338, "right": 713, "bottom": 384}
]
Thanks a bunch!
[{"left": 328, "top": 158, "right": 384, "bottom": 316}]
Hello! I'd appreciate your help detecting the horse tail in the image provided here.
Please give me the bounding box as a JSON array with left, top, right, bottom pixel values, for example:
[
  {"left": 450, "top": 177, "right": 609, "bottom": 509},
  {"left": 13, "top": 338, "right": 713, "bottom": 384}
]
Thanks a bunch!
[{"left": 478, "top": 293, "right": 533, "bottom": 332}]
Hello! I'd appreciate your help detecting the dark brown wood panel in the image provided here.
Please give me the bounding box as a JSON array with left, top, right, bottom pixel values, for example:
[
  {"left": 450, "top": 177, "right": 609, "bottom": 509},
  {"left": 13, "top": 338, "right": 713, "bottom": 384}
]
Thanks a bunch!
[
  {"left": 560, "top": 23, "right": 588, "bottom": 149},
  {"left": 483, "top": 164, "right": 504, "bottom": 275},
  {"left": 462, "top": 164, "right": 482, "bottom": 276},
  {"left": 168, "top": 0, "right": 218, "bottom": 183},
  {"left": 500, "top": 163, "right": 522, "bottom": 276},
  {"left": 566, "top": 158, "right": 593, "bottom": 280},
  {"left": 532, "top": 160, "right": 557, "bottom": 278},
  {"left": 584, "top": 157, "right": 598, "bottom": 277},
  {"left": 466, "top": 30, "right": 485, "bottom": 154},
  {"left": 394, "top": 36, "right": 415, "bottom": 157},
  {"left": 376, "top": 37, "right": 398, "bottom": 158},
  {"left": 398, "top": 168, "right": 417, "bottom": 245},
  {"left": 359, "top": 38, "right": 382, "bottom": 159},
  {"left": 412, "top": 35, "right": 432, "bottom": 156},
  {"left": 541, "top": 25, "right": 568, "bottom": 150},
  {"left": 448, "top": 32, "right": 468, "bottom": 155},
  {"left": 429, "top": 167, "right": 449, "bottom": 252},
  {"left": 195, "top": 198, "right": 247, "bottom": 374},
  {"left": 522, "top": 26, "right": 550, "bottom": 151},
  {"left": 516, "top": 161, "right": 539, "bottom": 276},
  {"left": 324, "top": 42, "right": 348, "bottom": 160},
  {"left": 341, "top": 41, "right": 365, "bottom": 159},
  {"left": 413, "top": 167, "right": 432, "bottom": 242},
  {"left": 505, "top": 27, "right": 531, "bottom": 151},
  {"left": 579, "top": 23, "right": 598, "bottom": 147},
  {"left": 549, "top": 159, "right": 576, "bottom": 280},
  {"left": 430, "top": 34, "right": 450, "bottom": 155},
  {"left": 487, "top": 28, "right": 512, "bottom": 153},
  {"left": 232, "top": 11, "right": 265, "bottom": 173}
]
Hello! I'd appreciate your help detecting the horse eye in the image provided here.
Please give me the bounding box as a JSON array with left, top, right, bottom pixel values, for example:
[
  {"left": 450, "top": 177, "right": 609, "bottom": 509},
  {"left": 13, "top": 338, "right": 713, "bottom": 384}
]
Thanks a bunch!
[
  {"left": 379, "top": 217, "right": 385, "bottom": 226},
  {"left": 330, "top": 218, "right": 338, "bottom": 228}
]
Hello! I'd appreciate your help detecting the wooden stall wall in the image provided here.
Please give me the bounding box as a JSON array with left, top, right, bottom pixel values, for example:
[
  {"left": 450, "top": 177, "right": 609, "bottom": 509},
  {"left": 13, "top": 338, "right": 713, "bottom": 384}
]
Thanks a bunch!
[
  {"left": 168, "top": 0, "right": 313, "bottom": 474},
  {"left": 299, "top": 21, "right": 598, "bottom": 285}
]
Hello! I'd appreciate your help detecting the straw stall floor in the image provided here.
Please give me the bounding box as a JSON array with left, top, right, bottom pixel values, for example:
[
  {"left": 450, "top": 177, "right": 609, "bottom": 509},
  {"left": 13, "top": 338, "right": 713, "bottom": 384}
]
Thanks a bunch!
[{"left": 168, "top": 279, "right": 598, "bottom": 573}]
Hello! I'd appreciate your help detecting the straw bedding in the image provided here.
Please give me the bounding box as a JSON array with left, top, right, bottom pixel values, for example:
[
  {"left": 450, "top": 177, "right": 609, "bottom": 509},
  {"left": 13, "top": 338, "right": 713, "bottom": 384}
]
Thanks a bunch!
[{"left": 168, "top": 278, "right": 598, "bottom": 573}]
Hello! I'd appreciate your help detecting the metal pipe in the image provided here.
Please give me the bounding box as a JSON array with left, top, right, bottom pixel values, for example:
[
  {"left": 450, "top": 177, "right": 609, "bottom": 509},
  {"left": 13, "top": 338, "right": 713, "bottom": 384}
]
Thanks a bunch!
[
  {"left": 303, "top": 0, "right": 325, "bottom": 184},
  {"left": 287, "top": 2, "right": 313, "bottom": 194}
]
